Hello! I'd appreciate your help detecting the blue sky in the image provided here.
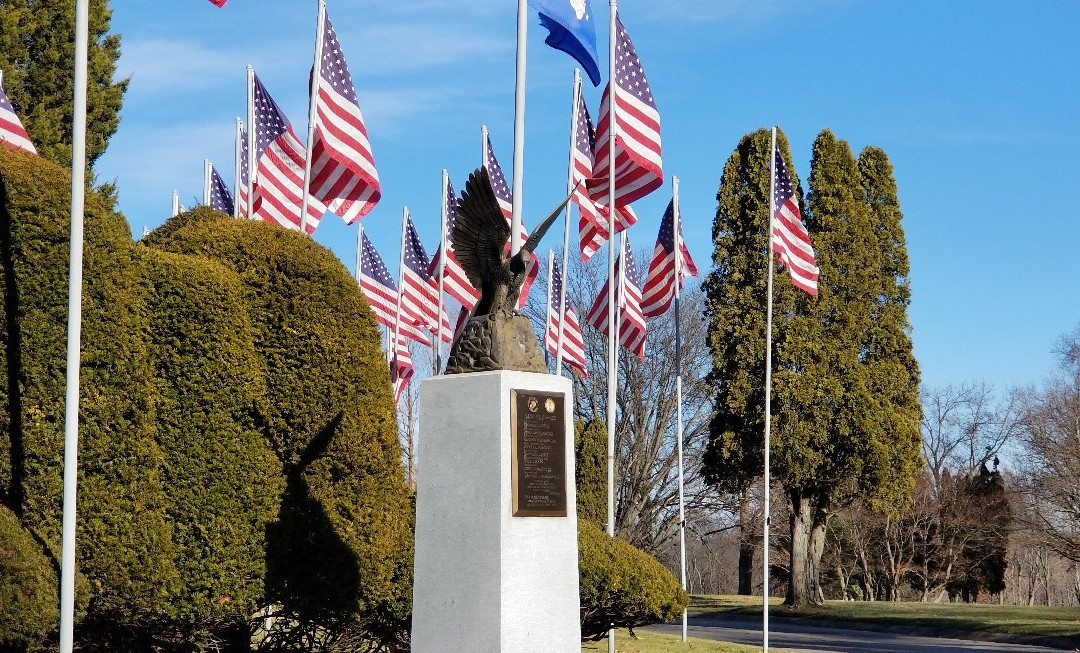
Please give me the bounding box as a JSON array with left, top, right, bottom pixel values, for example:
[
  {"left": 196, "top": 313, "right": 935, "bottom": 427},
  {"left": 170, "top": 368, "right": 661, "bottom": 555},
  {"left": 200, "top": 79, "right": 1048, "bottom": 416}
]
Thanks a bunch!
[{"left": 95, "top": 0, "right": 1080, "bottom": 393}]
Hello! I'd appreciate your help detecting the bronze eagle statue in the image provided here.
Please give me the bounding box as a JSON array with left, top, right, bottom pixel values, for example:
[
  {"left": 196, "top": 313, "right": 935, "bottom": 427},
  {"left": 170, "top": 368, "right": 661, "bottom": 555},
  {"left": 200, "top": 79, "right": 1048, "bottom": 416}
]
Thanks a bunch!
[{"left": 452, "top": 167, "right": 574, "bottom": 316}]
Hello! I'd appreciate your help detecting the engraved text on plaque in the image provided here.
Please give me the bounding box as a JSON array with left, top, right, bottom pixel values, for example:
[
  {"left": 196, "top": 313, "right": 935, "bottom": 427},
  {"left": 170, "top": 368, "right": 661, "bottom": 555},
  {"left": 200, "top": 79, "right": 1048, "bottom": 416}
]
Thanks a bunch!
[{"left": 510, "top": 389, "right": 567, "bottom": 517}]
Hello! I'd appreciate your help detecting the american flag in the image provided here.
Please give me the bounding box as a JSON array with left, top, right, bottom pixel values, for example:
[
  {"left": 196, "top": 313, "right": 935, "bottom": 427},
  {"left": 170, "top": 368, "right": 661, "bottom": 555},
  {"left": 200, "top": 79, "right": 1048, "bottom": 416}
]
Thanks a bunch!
[
  {"left": 641, "top": 199, "right": 698, "bottom": 317},
  {"left": 572, "top": 88, "right": 636, "bottom": 262},
  {"left": 236, "top": 122, "right": 249, "bottom": 217},
  {"left": 772, "top": 148, "right": 819, "bottom": 296},
  {"left": 251, "top": 73, "right": 325, "bottom": 234},
  {"left": 586, "top": 238, "right": 647, "bottom": 360},
  {"left": 483, "top": 133, "right": 538, "bottom": 309},
  {"left": 208, "top": 163, "right": 234, "bottom": 215},
  {"left": 308, "top": 16, "right": 381, "bottom": 224},
  {"left": 428, "top": 176, "right": 480, "bottom": 310},
  {"left": 0, "top": 78, "right": 36, "bottom": 155},
  {"left": 546, "top": 259, "right": 588, "bottom": 378},
  {"left": 358, "top": 232, "right": 432, "bottom": 346},
  {"left": 402, "top": 215, "right": 452, "bottom": 345},
  {"left": 390, "top": 332, "right": 413, "bottom": 403},
  {"left": 588, "top": 15, "right": 662, "bottom": 210},
  {"left": 208, "top": 0, "right": 227, "bottom": 6}
]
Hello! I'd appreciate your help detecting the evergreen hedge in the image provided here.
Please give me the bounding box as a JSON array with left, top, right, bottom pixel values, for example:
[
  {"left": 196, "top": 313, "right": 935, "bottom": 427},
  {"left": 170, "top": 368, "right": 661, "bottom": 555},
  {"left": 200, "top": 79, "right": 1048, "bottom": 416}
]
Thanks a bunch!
[
  {"left": 0, "top": 147, "right": 411, "bottom": 650},
  {"left": 0, "top": 504, "right": 57, "bottom": 648}
]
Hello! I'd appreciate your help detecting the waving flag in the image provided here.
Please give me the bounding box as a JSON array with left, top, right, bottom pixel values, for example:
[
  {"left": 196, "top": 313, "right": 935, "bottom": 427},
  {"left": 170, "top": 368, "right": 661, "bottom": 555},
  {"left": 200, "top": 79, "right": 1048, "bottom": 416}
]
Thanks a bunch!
[
  {"left": 309, "top": 15, "right": 381, "bottom": 223},
  {"left": 546, "top": 259, "right": 588, "bottom": 377},
  {"left": 588, "top": 15, "right": 662, "bottom": 209},
  {"left": 641, "top": 200, "right": 698, "bottom": 317},
  {"left": 772, "top": 148, "right": 819, "bottom": 295},
  {"left": 528, "top": 0, "right": 601, "bottom": 86},
  {"left": 208, "top": 0, "right": 227, "bottom": 6},
  {"left": 358, "top": 233, "right": 433, "bottom": 346},
  {"left": 251, "top": 73, "right": 325, "bottom": 234},
  {"left": 390, "top": 333, "right": 413, "bottom": 403},
  {"left": 429, "top": 176, "right": 480, "bottom": 310},
  {"left": 401, "top": 216, "right": 452, "bottom": 345},
  {"left": 483, "top": 133, "right": 538, "bottom": 309},
  {"left": 586, "top": 239, "right": 647, "bottom": 360},
  {"left": 236, "top": 121, "right": 249, "bottom": 217},
  {"left": 572, "top": 89, "right": 637, "bottom": 261},
  {"left": 208, "top": 164, "right": 234, "bottom": 215},
  {"left": 0, "top": 78, "right": 36, "bottom": 155}
]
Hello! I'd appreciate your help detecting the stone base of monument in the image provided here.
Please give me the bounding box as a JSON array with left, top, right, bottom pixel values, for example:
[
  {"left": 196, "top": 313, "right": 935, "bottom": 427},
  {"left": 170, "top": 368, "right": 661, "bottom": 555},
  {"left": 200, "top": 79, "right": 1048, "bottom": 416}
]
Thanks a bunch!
[{"left": 412, "top": 371, "right": 580, "bottom": 653}]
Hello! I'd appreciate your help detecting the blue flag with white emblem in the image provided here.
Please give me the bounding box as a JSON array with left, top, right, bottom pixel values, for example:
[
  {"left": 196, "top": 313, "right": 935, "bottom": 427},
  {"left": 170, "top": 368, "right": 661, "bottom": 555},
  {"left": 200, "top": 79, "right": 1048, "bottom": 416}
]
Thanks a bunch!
[{"left": 528, "top": 0, "right": 601, "bottom": 86}]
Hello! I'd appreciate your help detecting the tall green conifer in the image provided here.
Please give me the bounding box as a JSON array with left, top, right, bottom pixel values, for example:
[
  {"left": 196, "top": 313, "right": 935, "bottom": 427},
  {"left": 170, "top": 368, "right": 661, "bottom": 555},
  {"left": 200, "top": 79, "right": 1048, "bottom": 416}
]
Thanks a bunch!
[{"left": 0, "top": 0, "right": 127, "bottom": 169}]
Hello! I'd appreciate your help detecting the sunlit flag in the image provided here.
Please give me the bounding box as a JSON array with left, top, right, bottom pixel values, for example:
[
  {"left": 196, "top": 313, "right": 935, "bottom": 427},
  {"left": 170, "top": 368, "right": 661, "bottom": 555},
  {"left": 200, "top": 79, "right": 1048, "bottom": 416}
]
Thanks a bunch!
[
  {"left": 772, "top": 148, "right": 819, "bottom": 295},
  {"left": 358, "top": 232, "right": 434, "bottom": 346},
  {"left": 428, "top": 176, "right": 480, "bottom": 310},
  {"left": 528, "top": 0, "right": 601, "bottom": 86},
  {"left": 236, "top": 122, "right": 249, "bottom": 217},
  {"left": 0, "top": 78, "right": 36, "bottom": 155},
  {"left": 586, "top": 238, "right": 647, "bottom": 360},
  {"left": 390, "top": 332, "right": 413, "bottom": 403},
  {"left": 251, "top": 73, "right": 325, "bottom": 234},
  {"left": 588, "top": 16, "right": 662, "bottom": 210},
  {"left": 308, "top": 15, "right": 381, "bottom": 223},
  {"left": 208, "top": 164, "right": 234, "bottom": 215},
  {"left": 208, "top": 0, "right": 227, "bottom": 7},
  {"left": 546, "top": 258, "right": 588, "bottom": 377},
  {"left": 401, "top": 215, "right": 452, "bottom": 345},
  {"left": 641, "top": 200, "right": 697, "bottom": 317}
]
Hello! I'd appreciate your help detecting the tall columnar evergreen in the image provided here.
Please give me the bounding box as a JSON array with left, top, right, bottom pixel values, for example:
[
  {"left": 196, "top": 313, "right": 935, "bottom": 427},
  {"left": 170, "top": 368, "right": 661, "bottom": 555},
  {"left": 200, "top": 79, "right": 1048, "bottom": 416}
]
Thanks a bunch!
[
  {"left": 702, "top": 127, "right": 806, "bottom": 595},
  {"left": 703, "top": 129, "right": 922, "bottom": 607},
  {"left": 0, "top": 0, "right": 127, "bottom": 169}
]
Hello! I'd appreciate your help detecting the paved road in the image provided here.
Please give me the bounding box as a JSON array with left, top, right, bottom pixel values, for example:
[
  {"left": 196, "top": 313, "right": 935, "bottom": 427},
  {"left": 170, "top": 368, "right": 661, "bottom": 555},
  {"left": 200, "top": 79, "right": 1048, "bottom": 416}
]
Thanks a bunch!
[{"left": 646, "top": 615, "right": 1076, "bottom": 653}]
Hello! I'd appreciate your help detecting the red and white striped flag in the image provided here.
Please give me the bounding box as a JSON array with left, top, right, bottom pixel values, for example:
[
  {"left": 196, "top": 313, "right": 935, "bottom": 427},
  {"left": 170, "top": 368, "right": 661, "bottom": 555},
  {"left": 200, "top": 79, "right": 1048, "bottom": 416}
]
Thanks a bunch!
[
  {"left": 308, "top": 15, "right": 381, "bottom": 223},
  {"left": 358, "top": 231, "right": 433, "bottom": 346},
  {"left": 0, "top": 78, "right": 36, "bottom": 155},
  {"left": 546, "top": 258, "right": 588, "bottom": 377},
  {"left": 390, "top": 332, "right": 413, "bottom": 403},
  {"left": 208, "top": 0, "right": 227, "bottom": 6},
  {"left": 428, "top": 176, "right": 480, "bottom": 310},
  {"left": 401, "top": 215, "right": 452, "bottom": 345},
  {"left": 251, "top": 73, "right": 325, "bottom": 234},
  {"left": 587, "top": 15, "right": 662, "bottom": 211},
  {"left": 586, "top": 238, "right": 647, "bottom": 360},
  {"left": 572, "top": 86, "right": 636, "bottom": 262},
  {"left": 641, "top": 199, "right": 698, "bottom": 317},
  {"left": 483, "top": 132, "right": 538, "bottom": 309},
  {"left": 772, "top": 147, "right": 819, "bottom": 295}
]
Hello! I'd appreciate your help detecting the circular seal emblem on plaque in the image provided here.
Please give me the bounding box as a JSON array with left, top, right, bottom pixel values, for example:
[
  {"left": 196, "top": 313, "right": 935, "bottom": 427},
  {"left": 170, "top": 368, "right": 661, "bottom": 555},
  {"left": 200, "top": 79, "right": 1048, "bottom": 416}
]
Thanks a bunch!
[
  {"left": 528, "top": 397, "right": 539, "bottom": 412},
  {"left": 545, "top": 398, "right": 556, "bottom": 414}
]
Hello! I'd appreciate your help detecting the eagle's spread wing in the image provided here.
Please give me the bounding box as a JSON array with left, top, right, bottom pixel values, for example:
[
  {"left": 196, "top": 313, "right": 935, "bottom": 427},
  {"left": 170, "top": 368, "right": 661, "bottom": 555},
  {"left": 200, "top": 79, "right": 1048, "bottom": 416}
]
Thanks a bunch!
[{"left": 453, "top": 167, "right": 510, "bottom": 290}]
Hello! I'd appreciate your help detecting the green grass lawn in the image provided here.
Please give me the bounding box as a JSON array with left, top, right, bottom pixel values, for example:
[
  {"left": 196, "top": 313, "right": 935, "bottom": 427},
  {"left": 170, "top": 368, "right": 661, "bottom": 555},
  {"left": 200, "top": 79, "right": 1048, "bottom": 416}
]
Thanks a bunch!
[
  {"left": 580, "top": 629, "right": 766, "bottom": 653},
  {"left": 691, "top": 594, "right": 1080, "bottom": 641}
]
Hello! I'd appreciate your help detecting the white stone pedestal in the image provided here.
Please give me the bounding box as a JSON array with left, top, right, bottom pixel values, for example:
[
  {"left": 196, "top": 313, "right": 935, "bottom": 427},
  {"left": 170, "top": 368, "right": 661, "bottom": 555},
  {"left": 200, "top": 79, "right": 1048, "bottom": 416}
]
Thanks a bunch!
[{"left": 412, "top": 371, "right": 580, "bottom": 653}]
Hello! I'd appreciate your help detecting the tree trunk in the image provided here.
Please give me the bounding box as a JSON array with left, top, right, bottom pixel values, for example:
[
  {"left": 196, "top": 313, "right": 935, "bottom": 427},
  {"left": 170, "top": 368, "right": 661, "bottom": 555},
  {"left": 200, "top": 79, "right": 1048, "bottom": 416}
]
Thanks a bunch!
[
  {"left": 738, "top": 489, "right": 754, "bottom": 595},
  {"left": 809, "top": 505, "right": 829, "bottom": 603},
  {"left": 786, "top": 490, "right": 814, "bottom": 607}
]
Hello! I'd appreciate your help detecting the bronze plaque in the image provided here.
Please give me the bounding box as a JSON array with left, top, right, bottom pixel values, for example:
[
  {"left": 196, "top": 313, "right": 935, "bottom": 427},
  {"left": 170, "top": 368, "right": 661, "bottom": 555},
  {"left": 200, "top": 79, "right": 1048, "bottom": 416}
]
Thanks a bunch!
[{"left": 510, "top": 389, "right": 567, "bottom": 517}]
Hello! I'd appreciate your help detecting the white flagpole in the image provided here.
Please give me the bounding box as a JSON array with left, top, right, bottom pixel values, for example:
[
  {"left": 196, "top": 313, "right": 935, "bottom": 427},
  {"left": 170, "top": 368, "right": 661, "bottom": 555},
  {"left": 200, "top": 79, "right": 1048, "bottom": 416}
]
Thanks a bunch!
[
  {"left": 300, "top": 0, "right": 326, "bottom": 236},
  {"left": 437, "top": 169, "right": 449, "bottom": 374},
  {"left": 203, "top": 159, "right": 212, "bottom": 206},
  {"left": 59, "top": 2, "right": 90, "bottom": 650},
  {"left": 546, "top": 250, "right": 555, "bottom": 367},
  {"left": 673, "top": 175, "right": 688, "bottom": 642},
  {"left": 509, "top": 0, "right": 528, "bottom": 256},
  {"left": 606, "top": 4, "right": 619, "bottom": 652},
  {"left": 558, "top": 70, "right": 581, "bottom": 376},
  {"left": 246, "top": 65, "right": 256, "bottom": 221},
  {"left": 763, "top": 126, "right": 778, "bottom": 653},
  {"left": 394, "top": 207, "right": 408, "bottom": 380},
  {"left": 172, "top": 190, "right": 180, "bottom": 217},
  {"left": 233, "top": 118, "right": 243, "bottom": 218}
]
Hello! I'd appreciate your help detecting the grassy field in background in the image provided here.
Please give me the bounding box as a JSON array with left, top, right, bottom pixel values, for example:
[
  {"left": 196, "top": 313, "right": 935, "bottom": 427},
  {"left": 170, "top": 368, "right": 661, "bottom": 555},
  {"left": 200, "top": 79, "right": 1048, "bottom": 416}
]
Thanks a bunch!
[
  {"left": 580, "top": 629, "right": 765, "bottom": 653},
  {"left": 691, "top": 594, "right": 1080, "bottom": 640}
]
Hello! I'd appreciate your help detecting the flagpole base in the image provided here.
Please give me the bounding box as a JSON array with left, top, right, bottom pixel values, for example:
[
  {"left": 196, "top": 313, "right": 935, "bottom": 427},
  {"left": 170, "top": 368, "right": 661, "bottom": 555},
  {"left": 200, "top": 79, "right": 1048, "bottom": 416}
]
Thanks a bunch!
[{"left": 412, "top": 371, "right": 580, "bottom": 652}]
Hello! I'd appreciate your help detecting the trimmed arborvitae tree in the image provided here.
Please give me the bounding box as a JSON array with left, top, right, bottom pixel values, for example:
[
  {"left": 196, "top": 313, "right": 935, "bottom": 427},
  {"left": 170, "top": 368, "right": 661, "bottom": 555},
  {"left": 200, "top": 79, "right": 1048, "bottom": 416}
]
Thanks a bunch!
[
  {"left": 0, "top": 0, "right": 127, "bottom": 170},
  {"left": 575, "top": 419, "right": 607, "bottom": 526},
  {"left": 702, "top": 127, "right": 804, "bottom": 597},
  {"left": 145, "top": 210, "right": 412, "bottom": 647}
]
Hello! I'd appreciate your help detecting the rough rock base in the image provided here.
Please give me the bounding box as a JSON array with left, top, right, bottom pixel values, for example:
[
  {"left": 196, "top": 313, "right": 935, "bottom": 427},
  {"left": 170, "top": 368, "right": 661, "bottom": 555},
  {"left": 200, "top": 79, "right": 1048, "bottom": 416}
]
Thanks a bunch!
[{"left": 444, "top": 310, "right": 546, "bottom": 374}]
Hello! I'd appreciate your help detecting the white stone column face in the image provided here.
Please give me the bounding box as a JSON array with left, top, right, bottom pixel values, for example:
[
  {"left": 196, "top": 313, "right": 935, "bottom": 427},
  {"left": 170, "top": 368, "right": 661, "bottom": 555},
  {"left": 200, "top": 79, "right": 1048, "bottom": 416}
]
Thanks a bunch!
[{"left": 412, "top": 371, "right": 580, "bottom": 653}]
